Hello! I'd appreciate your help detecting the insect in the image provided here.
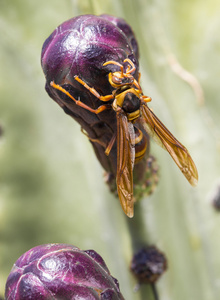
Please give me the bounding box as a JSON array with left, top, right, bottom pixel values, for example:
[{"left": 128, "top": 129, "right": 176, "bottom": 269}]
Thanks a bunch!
[{"left": 41, "top": 15, "right": 198, "bottom": 217}]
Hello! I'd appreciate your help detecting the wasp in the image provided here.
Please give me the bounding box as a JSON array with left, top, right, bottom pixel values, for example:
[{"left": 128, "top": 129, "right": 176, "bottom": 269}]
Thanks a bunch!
[{"left": 50, "top": 57, "right": 198, "bottom": 218}]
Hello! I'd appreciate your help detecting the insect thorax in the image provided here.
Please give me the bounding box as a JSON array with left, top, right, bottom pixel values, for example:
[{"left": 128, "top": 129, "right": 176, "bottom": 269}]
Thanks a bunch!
[{"left": 114, "top": 87, "right": 140, "bottom": 121}]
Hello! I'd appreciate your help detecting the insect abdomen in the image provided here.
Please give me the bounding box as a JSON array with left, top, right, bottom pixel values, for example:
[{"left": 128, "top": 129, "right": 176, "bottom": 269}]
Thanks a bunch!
[{"left": 134, "top": 126, "right": 148, "bottom": 163}]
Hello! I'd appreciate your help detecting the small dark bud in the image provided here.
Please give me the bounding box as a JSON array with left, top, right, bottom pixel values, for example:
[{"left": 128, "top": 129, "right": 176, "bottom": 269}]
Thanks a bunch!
[{"left": 130, "top": 246, "right": 167, "bottom": 284}]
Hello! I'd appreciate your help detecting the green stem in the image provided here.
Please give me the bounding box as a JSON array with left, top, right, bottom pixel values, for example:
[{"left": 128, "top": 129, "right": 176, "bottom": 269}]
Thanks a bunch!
[
  {"left": 126, "top": 202, "right": 160, "bottom": 300},
  {"left": 126, "top": 202, "right": 148, "bottom": 252}
]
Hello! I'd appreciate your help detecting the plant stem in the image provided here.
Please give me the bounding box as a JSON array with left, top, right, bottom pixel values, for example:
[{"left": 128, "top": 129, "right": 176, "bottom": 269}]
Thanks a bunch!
[{"left": 126, "top": 202, "right": 160, "bottom": 300}]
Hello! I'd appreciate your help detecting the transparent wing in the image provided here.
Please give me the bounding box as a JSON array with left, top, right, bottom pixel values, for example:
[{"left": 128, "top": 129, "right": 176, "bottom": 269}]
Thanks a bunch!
[
  {"left": 116, "top": 109, "right": 135, "bottom": 218},
  {"left": 140, "top": 104, "right": 198, "bottom": 186}
]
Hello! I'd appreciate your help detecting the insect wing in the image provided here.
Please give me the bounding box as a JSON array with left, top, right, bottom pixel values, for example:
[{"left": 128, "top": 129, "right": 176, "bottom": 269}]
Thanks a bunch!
[
  {"left": 140, "top": 104, "right": 198, "bottom": 186},
  {"left": 116, "top": 110, "right": 135, "bottom": 218}
]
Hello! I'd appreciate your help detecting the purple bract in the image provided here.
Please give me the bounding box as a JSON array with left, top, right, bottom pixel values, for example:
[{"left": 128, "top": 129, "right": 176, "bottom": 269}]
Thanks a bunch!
[{"left": 5, "top": 244, "right": 125, "bottom": 300}]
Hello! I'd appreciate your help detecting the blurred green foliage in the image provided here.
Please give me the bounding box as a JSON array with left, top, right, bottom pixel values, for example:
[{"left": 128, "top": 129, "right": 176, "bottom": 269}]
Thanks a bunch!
[{"left": 0, "top": 0, "right": 220, "bottom": 299}]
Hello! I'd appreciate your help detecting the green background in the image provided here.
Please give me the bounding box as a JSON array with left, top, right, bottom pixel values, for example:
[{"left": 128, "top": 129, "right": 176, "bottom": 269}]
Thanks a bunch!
[{"left": 0, "top": 0, "right": 220, "bottom": 299}]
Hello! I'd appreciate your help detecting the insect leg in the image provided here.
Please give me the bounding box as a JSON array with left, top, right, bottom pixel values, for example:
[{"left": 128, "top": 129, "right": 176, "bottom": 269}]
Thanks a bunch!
[
  {"left": 105, "top": 132, "right": 117, "bottom": 156},
  {"left": 123, "top": 58, "right": 136, "bottom": 74},
  {"left": 141, "top": 95, "right": 152, "bottom": 103},
  {"left": 81, "top": 128, "right": 107, "bottom": 148},
  {"left": 50, "top": 81, "right": 111, "bottom": 114},
  {"left": 81, "top": 125, "right": 116, "bottom": 155},
  {"left": 74, "top": 76, "right": 114, "bottom": 102},
  {"left": 133, "top": 79, "right": 142, "bottom": 91},
  {"left": 138, "top": 72, "right": 141, "bottom": 84}
]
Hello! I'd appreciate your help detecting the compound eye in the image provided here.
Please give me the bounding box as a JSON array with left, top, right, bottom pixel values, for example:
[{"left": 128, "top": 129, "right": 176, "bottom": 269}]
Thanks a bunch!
[{"left": 112, "top": 75, "right": 122, "bottom": 84}]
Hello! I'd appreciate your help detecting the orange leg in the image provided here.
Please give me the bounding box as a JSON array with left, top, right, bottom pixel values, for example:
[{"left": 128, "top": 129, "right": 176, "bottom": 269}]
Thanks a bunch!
[
  {"left": 123, "top": 58, "right": 136, "bottom": 74},
  {"left": 142, "top": 95, "right": 152, "bottom": 103},
  {"left": 137, "top": 72, "right": 141, "bottom": 84},
  {"left": 81, "top": 126, "right": 116, "bottom": 155},
  {"left": 105, "top": 132, "right": 117, "bottom": 156},
  {"left": 133, "top": 77, "right": 142, "bottom": 91},
  {"left": 80, "top": 127, "right": 107, "bottom": 148},
  {"left": 50, "top": 81, "right": 111, "bottom": 114},
  {"left": 74, "top": 76, "right": 114, "bottom": 102}
]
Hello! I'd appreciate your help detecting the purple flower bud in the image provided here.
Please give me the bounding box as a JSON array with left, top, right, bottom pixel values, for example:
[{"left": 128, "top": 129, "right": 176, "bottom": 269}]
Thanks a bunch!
[
  {"left": 100, "top": 14, "right": 139, "bottom": 60},
  {"left": 5, "top": 244, "right": 125, "bottom": 300},
  {"left": 41, "top": 14, "right": 138, "bottom": 94}
]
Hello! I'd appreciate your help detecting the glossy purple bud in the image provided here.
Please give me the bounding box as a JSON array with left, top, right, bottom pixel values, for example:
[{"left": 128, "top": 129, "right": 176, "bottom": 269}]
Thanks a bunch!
[
  {"left": 41, "top": 14, "right": 138, "bottom": 94},
  {"left": 5, "top": 244, "right": 125, "bottom": 300},
  {"left": 100, "top": 14, "right": 139, "bottom": 60}
]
